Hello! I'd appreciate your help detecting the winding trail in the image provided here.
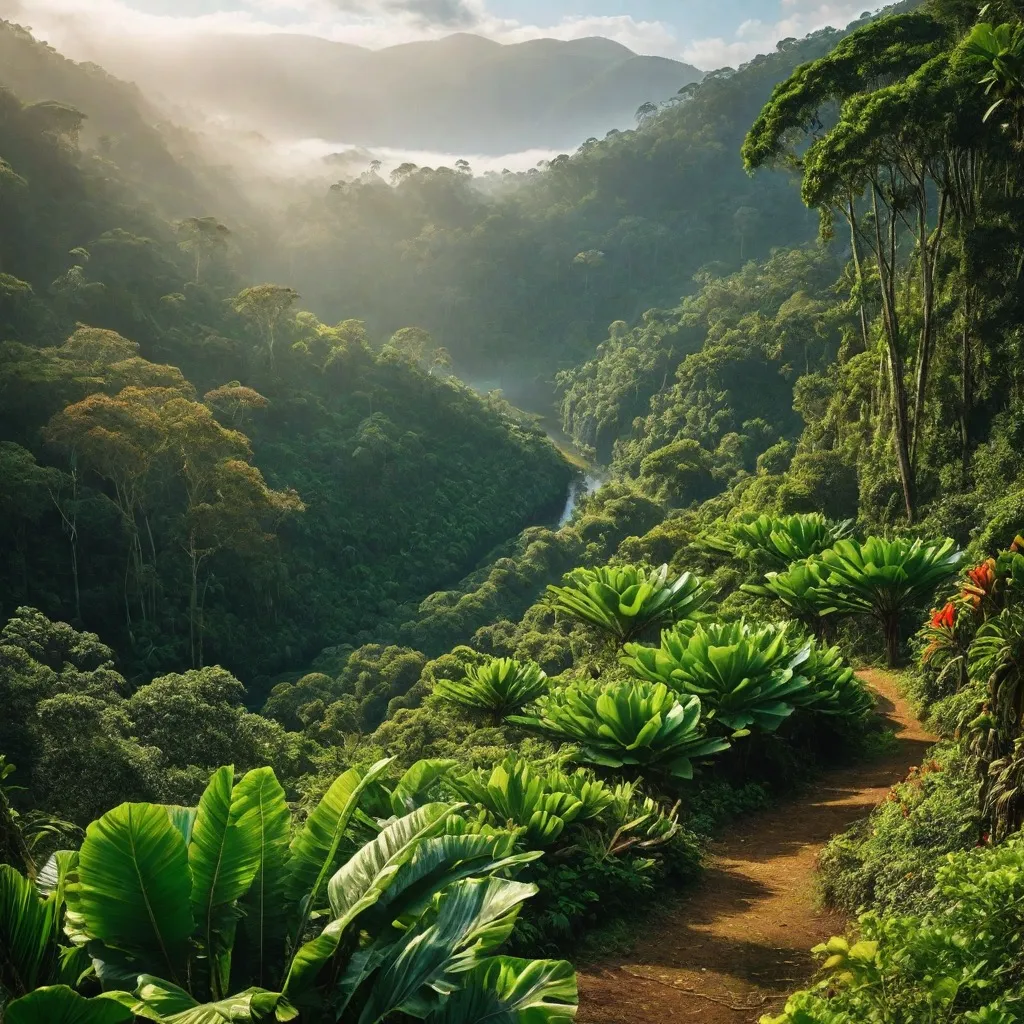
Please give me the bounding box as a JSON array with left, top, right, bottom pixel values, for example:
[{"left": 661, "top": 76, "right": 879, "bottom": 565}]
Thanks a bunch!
[{"left": 577, "top": 670, "right": 935, "bottom": 1024}]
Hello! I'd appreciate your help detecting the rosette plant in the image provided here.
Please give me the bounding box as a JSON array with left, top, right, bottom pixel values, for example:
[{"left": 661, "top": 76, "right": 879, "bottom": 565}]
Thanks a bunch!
[
  {"left": 545, "top": 564, "right": 709, "bottom": 644},
  {"left": 813, "top": 537, "right": 962, "bottom": 666},
  {"left": 449, "top": 757, "right": 613, "bottom": 847},
  {"left": 622, "top": 620, "right": 811, "bottom": 734},
  {"left": 0, "top": 761, "right": 579, "bottom": 1024},
  {"left": 742, "top": 560, "right": 829, "bottom": 635},
  {"left": 792, "top": 640, "right": 874, "bottom": 719},
  {"left": 510, "top": 679, "right": 729, "bottom": 779},
  {"left": 435, "top": 658, "right": 549, "bottom": 722},
  {"left": 705, "top": 513, "right": 854, "bottom": 567}
]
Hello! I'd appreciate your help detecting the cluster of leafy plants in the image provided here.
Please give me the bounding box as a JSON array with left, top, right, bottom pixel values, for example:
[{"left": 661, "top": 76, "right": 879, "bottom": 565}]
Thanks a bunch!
[
  {"left": 767, "top": 536, "right": 1024, "bottom": 1023},
  {"left": 767, "top": 837, "right": 1024, "bottom": 1024},
  {"left": 0, "top": 758, "right": 579, "bottom": 1023}
]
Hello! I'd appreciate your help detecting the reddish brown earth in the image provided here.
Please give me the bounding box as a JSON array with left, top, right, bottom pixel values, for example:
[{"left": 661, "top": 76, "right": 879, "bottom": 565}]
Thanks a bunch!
[{"left": 577, "top": 669, "right": 935, "bottom": 1024}]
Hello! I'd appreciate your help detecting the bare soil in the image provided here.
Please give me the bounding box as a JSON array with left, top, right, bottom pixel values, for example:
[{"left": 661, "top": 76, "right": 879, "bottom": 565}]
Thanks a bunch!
[{"left": 577, "top": 669, "right": 934, "bottom": 1024}]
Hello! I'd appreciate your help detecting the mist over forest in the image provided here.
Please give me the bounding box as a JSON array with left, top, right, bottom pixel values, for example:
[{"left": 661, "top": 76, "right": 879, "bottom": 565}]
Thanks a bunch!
[{"left": 5, "top": 2, "right": 1024, "bottom": 1022}]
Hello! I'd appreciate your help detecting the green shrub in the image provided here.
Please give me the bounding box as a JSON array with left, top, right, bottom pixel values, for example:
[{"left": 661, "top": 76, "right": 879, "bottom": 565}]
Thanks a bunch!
[
  {"left": 817, "top": 742, "right": 981, "bottom": 916},
  {"left": 769, "top": 835, "right": 1024, "bottom": 1024}
]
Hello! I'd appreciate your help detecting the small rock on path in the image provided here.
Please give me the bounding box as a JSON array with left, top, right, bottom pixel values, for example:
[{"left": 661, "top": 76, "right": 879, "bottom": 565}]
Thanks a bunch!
[{"left": 577, "top": 669, "right": 934, "bottom": 1024}]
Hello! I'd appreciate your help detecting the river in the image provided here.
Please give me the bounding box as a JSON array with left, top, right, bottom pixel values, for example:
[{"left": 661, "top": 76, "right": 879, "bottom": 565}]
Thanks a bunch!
[{"left": 458, "top": 373, "right": 607, "bottom": 526}]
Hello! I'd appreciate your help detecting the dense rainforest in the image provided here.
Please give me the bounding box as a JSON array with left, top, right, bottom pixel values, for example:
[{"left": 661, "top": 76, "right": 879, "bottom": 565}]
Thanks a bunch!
[{"left": 5, "top": 0, "right": 1024, "bottom": 1021}]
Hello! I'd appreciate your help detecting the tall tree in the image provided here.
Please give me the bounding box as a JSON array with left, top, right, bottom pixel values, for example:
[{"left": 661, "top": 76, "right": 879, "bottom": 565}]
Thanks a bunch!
[
  {"left": 232, "top": 284, "right": 299, "bottom": 366},
  {"left": 177, "top": 216, "right": 231, "bottom": 285}
]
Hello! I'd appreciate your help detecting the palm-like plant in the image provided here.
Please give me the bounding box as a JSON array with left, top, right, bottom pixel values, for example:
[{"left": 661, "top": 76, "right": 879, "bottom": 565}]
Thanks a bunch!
[
  {"left": 792, "top": 639, "right": 874, "bottom": 719},
  {"left": 510, "top": 679, "right": 729, "bottom": 779},
  {"left": 813, "top": 537, "right": 962, "bottom": 666},
  {"left": 545, "top": 564, "right": 709, "bottom": 644},
  {"left": 705, "top": 513, "right": 854, "bottom": 567},
  {"left": 436, "top": 658, "right": 549, "bottom": 721},
  {"left": 449, "top": 757, "right": 612, "bottom": 847},
  {"left": 742, "top": 560, "right": 829, "bottom": 635},
  {"left": 622, "top": 620, "right": 811, "bottom": 734},
  {"left": 0, "top": 762, "right": 578, "bottom": 1023}
]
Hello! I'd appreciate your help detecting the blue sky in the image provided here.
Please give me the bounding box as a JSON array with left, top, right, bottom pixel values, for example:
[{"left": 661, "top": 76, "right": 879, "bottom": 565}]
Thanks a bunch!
[{"left": 1, "top": 0, "right": 878, "bottom": 68}]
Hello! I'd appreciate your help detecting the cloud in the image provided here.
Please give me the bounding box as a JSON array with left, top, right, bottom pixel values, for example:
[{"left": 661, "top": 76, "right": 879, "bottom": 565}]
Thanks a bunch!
[
  {"left": 324, "top": 0, "right": 482, "bottom": 30},
  {"left": 682, "top": 1, "right": 875, "bottom": 69},
  {"left": 0, "top": 0, "right": 676, "bottom": 55}
]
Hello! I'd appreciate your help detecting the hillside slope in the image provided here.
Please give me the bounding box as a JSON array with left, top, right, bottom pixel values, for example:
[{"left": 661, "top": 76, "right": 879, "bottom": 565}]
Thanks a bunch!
[{"left": 18, "top": 29, "right": 703, "bottom": 153}]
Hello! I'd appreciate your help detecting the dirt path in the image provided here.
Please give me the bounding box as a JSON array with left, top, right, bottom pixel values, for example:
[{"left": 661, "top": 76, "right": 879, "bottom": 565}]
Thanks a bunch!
[{"left": 577, "top": 669, "right": 935, "bottom": 1024}]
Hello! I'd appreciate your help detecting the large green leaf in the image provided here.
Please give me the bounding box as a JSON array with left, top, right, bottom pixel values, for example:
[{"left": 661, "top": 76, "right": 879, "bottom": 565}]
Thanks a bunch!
[
  {"left": 282, "top": 758, "right": 393, "bottom": 988},
  {"left": 356, "top": 877, "right": 537, "bottom": 1024},
  {"left": 327, "top": 803, "right": 455, "bottom": 920},
  {"left": 233, "top": 767, "right": 290, "bottom": 989},
  {"left": 375, "top": 835, "right": 539, "bottom": 926},
  {"left": 284, "top": 758, "right": 392, "bottom": 911},
  {"left": 283, "top": 804, "right": 456, "bottom": 1003},
  {"left": 131, "top": 975, "right": 296, "bottom": 1024},
  {"left": 189, "top": 766, "right": 263, "bottom": 997},
  {"left": 0, "top": 864, "right": 56, "bottom": 998},
  {"left": 64, "top": 802, "right": 195, "bottom": 986},
  {"left": 390, "top": 760, "right": 459, "bottom": 816},
  {"left": 430, "top": 956, "right": 578, "bottom": 1024},
  {"left": 4, "top": 986, "right": 134, "bottom": 1024}
]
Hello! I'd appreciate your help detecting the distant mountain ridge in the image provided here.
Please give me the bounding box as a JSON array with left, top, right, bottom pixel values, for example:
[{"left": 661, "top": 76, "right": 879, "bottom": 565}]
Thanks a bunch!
[{"left": 38, "top": 29, "right": 704, "bottom": 155}]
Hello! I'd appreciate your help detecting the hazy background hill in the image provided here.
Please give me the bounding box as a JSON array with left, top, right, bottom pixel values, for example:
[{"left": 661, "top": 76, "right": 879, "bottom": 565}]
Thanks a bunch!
[
  {"left": 8, "top": 28, "right": 702, "bottom": 155},
  {"left": 0, "top": 18, "right": 253, "bottom": 219}
]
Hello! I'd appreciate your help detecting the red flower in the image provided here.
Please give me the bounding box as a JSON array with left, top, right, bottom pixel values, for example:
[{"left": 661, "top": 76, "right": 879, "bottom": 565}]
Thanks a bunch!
[
  {"left": 1011, "top": 535, "right": 1024, "bottom": 553},
  {"left": 963, "top": 559, "right": 997, "bottom": 607},
  {"left": 930, "top": 603, "right": 956, "bottom": 630}
]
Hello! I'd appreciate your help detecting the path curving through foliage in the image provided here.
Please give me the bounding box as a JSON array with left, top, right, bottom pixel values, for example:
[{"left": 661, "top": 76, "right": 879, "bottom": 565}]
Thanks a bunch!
[{"left": 577, "top": 670, "right": 934, "bottom": 1024}]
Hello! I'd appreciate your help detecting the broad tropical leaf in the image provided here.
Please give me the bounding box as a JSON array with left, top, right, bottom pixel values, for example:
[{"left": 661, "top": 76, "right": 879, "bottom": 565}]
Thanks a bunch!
[
  {"left": 233, "top": 767, "right": 290, "bottom": 989},
  {"left": 355, "top": 877, "right": 538, "bottom": 1023},
  {"left": 64, "top": 802, "right": 195, "bottom": 986},
  {"left": 284, "top": 758, "right": 393, "bottom": 917},
  {"left": 430, "top": 956, "right": 578, "bottom": 1024},
  {"left": 131, "top": 975, "right": 296, "bottom": 1024},
  {"left": 0, "top": 864, "right": 56, "bottom": 998},
  {"left": 4, "top": 986, "right": 134, "bottom": 1024},
  {"left": 188, "top": 766, "right": 263, "bottom": 997},
  {"left": 284, "top": 803, "right": 454, "bottom": 1000},
  {"left": 35, "top": 850, "right": 78, "bottom": 907},
  {"left": 390, "top": 760, "right": 459, "bottom": 816},
  {"left": 327, "top": 803, "right": 455, "bottom": 921}
]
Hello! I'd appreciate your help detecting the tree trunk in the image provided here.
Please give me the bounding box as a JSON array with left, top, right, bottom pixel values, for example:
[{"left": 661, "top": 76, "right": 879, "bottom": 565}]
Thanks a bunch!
[
  {"left": 847, "top": 195, "right": 871, "bottom": 353},
  {"left": 871, "top": 187, "right": 915, "bottom": 522},
  {"left": 883, "top": 614, "right": 901, "bottom": 668},
  {"left": 910, "top": 190, "right": 948, "bottom": 469},
  {"left": 961, "top": 318, "right": 972, "bottom": 486}
]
